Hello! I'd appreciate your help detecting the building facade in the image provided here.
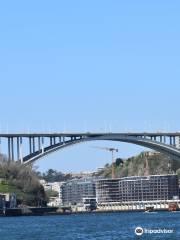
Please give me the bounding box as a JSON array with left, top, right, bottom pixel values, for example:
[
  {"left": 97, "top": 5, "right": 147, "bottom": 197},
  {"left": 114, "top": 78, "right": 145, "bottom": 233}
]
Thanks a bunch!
[
  {"left": 96, "top": 179, "right": 120, "bottom": 203},
  {"left": 96, "top": 174, "right": 179, "bottom": 203},
  {"left": 61, "top": 178, "right": 96, "bottom": 206}
]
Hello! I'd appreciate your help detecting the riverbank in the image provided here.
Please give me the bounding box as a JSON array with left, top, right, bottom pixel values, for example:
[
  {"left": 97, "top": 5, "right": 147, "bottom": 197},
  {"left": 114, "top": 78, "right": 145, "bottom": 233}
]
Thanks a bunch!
[
  {"left": 0, "top": 206, "right": 179, "bottom": 217},
  {"left": 0, "top": 207, "right": 71, "bottom": 217}
]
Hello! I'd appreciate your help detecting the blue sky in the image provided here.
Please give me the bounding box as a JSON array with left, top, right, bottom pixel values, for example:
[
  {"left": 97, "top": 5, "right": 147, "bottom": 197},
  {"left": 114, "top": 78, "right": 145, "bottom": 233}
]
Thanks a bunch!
[{"left": 0, "top": 1, "right": 180, "bottom": 172}]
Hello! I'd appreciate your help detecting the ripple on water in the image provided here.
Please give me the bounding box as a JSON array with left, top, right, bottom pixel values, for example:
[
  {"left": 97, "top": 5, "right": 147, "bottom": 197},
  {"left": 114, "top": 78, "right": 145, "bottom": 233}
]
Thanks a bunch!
[{"left": 0, "top": 212, "right": 179, "bottom": 240}]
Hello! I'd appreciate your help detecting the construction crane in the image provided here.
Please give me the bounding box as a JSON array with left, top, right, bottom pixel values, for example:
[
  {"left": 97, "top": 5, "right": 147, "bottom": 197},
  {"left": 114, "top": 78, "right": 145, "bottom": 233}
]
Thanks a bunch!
[{"left": 91, "top": 146, "right": 118, "bottom": 179}]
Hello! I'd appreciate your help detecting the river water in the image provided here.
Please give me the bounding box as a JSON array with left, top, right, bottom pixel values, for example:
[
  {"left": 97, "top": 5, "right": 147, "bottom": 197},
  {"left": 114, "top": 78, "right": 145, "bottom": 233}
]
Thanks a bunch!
[{"left": 0, "top": 211, "right": 179, "bottom": 240}]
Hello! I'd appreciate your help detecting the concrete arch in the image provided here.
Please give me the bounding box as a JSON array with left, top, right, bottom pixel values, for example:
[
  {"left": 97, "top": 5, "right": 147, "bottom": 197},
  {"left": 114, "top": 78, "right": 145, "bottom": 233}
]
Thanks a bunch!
[{"left": 23, "top": 134, "right": 180, "bottom": 164}]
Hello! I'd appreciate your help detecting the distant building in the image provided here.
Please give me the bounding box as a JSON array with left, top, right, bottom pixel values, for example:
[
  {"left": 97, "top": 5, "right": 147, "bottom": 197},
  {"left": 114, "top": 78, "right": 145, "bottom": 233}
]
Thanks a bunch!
[
  {"left": 47, "top": 197, "right": 60, "bottom": 207},
  {"left": 61, "top": 178, "right": 96, "bottom": 206},
  {"left": 51, "top": 182, "right": 62, "bottom": 193},
  {"left": 94, "top": 167, "right": 105, "bottom": 175},
  {"left": 40, "top": 181, "right": 53, "bottom": 191},
  {"left": 40, "top": 180, "right": 63, "bottom": 193},
  {"left": 68, "top": 171, "right": 94, "bottom": 178},
  {"left": 40, "top": 180, "right": 65, "bottom": 206},
  {"left": 141, "top": 151, "right": 159, "bottom": 157},
  {"left": 0, "top": 194, "right": 5, "bottom": 210},
  {"left": 96, "top": 174, "right": 179, "bottom": 203},
  {"left": 0, "top": 193, "right": 17, "bottom": 209},
  {"left": 96, "top": 179, "right": 120, "bottom": 203}
]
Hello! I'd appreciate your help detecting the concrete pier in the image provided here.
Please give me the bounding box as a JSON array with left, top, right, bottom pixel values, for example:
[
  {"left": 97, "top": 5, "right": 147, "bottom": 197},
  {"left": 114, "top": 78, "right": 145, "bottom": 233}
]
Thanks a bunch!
[{"left": 96, "top": 200, "right": 180, "bottom": 212}]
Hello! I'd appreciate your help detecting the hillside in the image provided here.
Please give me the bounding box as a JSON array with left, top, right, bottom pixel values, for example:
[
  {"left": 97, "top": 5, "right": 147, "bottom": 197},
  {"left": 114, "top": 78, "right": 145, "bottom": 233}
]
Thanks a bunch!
[
  {"left": 96, "top": 152, "right": 180, "bottom": 179},
  {"left": 38, "top": 169, "right": 73, "bottom": 182},
  {"left": 0, "top": 154, "right": 46, "bottom": 206}
]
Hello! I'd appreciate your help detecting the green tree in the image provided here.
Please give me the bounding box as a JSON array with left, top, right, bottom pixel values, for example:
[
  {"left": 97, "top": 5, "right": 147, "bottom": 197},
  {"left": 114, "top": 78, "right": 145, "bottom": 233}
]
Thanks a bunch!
[{"left": 0, "top": 155, "right": 46, "bottom": 206}]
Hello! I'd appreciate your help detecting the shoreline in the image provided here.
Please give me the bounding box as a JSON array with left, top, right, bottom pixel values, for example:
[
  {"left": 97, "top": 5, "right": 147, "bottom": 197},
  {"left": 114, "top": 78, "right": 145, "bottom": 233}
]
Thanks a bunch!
[{"left": 0, "top": 207, "right": 179, "bottom": 217}]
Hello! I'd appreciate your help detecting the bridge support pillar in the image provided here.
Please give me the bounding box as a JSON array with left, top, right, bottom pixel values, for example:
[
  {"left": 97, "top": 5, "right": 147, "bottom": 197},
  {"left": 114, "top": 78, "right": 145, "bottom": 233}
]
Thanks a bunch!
[
  {"left": 11, "top": 138, "right": 14, "bottom": 161},
  {"left": 8, "top": 138, "right": 11, "bottom": 160},
  {"left": 33, "top": 138, "right": 35, "bottom": 153},
  {"left": 173, "top": 137, "right": 176, "bottom": 146},
  {"left": 20, "top": 137, "right": 23, "bottom": 163},
  {"left": 170, "top": 137, "right": 172, "bottom": 145},
  {"left": 38, "top": 137, "right": 41, "bottom": 151},
  {"left": 41, "top": 137, "right": 44, "bottom": 154},
  {"left": 17, "top": 137, "right": 20, "bottom": 161},
  {"left": 29, "top": 138, "right": 32, "bottom": 154}
]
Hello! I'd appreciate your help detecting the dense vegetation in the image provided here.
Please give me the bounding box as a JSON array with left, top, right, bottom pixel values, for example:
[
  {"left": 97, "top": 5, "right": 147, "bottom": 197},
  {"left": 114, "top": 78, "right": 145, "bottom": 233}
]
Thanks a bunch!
[
  {"left": 38, "top": 169, "right": 73, "bottom": 182},
  {"left": 0, "top": 154, "right": 46, "bottom": 206},
  {"left": 96, "top": 152, "right": 180, "bottom": 179}
]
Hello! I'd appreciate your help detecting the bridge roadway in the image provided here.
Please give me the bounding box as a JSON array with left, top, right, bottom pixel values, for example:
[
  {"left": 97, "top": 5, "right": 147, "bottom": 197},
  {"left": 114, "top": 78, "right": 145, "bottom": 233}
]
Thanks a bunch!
[
  {"left": 0, "top": 132, "right": 180, "bottom": 137},
  {"left": 0, "top": 132, "right": 179, "bottom": 164}
]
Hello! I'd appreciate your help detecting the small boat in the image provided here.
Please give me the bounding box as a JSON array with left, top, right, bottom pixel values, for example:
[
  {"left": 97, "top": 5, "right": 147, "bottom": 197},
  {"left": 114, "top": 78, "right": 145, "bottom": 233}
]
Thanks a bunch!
[{"left": 145, "top": 206, "right": 155, "bottom": 213}]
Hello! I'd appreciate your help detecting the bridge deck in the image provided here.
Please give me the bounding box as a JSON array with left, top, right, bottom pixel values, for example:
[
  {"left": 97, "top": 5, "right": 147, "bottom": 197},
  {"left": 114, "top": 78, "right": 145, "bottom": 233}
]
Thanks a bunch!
[{"left": 0, "top": 132, "right": 180, "bottom": 137}]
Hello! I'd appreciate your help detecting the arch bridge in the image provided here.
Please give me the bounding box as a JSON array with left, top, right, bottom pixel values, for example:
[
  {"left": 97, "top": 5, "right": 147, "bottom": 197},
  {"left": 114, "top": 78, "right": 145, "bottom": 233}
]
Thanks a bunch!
[{"left": 0, "top": 132, "right": 180, "bottom": 164}]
